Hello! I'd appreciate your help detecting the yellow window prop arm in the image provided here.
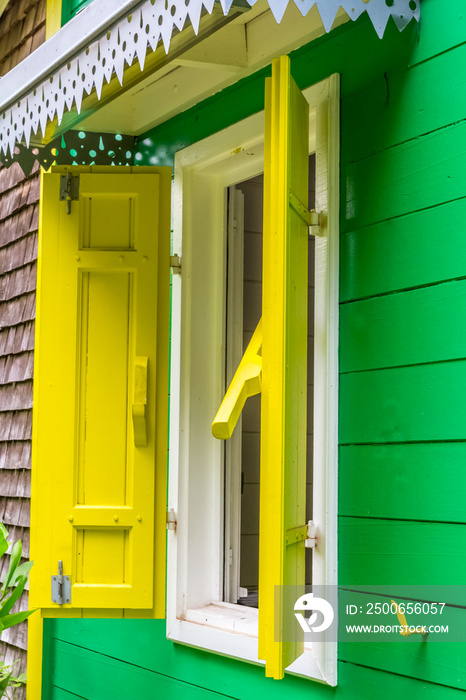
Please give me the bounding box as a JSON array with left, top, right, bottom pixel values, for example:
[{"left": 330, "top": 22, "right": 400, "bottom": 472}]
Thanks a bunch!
[{"left": 211, "top": 318, "right": 262, "bottom": 440}]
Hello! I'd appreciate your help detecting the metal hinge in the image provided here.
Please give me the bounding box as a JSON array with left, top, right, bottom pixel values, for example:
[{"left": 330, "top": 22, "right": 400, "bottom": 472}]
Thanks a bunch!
[
  {"left": 51, "top": 560, "right": 71, "bottom": 605},
  {"left": 285, "top": 521, "right": 317, "bottom": 549},
  {"left": 288, "top": 190, "right": 322, "bottom": 236},
  {"left": 305, "top": 521, "right": 317, "bottom": 549},
  {"left": 170, "top": 254, "right": 181, "bottom": 274},
  {"left": 166, "top": 508, "right": 177, "bottom": 531},
  {"left": 60, "top": 173, "right": 79, "bottom": 214},
  {"left": 307, "top": 211, "right": 321, "bottom": 237}
]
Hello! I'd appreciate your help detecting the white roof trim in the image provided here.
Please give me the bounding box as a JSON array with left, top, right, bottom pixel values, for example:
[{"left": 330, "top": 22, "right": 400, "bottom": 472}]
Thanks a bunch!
[
  {"left": 0, "top": 0, "right": 419, "bottom": 159},
  {"left": 0, "top": 0, "right": 143, "bottom": 109}
]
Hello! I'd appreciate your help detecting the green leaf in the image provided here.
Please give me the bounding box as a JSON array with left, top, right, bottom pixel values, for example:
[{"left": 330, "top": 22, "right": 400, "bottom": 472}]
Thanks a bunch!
[
  {"left": 10, "top": 560, "right": 33, "bottom": 586},
  {"left": 0, "top": 670, "right": 11, "bottom": 693},
  {"left": 2, "top": 540, "right": 22, "bottom": 593},
  {"left": 0, "top": 525, "right": 9, "bottom": 559},
  {"left": 0, "top": 576, "right": 27, "bottom": 617},
  {"left": 0, "top": 609, "right": 36, "bottom": 631}
]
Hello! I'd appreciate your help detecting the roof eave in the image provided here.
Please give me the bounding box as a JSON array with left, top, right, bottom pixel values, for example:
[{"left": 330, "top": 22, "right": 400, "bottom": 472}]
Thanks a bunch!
[{"left": 0, "top": 0, "right": 142, "bottom": 111}]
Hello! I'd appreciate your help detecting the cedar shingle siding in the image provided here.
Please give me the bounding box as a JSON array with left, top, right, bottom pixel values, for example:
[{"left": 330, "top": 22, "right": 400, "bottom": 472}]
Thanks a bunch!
[
  {"left": 0, "top": 0, "right": 46, "bottom": 693},
  {"left": 0, "top": 0, "right": 46, "bottom": 75}
]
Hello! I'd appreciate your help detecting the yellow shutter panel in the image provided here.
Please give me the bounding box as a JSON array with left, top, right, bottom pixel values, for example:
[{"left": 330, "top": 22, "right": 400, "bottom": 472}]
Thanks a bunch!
[
  {"left": 258, "top": 56, "right": 309, "bottom": 678},
  {"left": 30, "top": 166, "right": 170, "bottom": 616}
]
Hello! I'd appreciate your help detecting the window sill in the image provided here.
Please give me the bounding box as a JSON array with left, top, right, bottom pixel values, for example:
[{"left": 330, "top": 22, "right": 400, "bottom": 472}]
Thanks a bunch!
[
  {"left": 184, "top": 602, "right": 258, "bottom": 636},
  {"left": 167, "top": 603, "right": 328, "bottom": 683}
]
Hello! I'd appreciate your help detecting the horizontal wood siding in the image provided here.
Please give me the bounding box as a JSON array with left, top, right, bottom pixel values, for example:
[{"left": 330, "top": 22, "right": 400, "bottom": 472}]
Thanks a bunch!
[
  {"left": 340, "top": 199, "right": 466, "bottom": 301},
  {"left": 340, "top": 280, "right": 466, "bottom": 371},
  {"left": 337, "top": 0, "right": 466, "bottom": 692},
  {"left": 44, "top": 619, "right": 466, "bottom": 700},
  {"left": 339, "top": 443, "right": 466, "bottom": 522}
]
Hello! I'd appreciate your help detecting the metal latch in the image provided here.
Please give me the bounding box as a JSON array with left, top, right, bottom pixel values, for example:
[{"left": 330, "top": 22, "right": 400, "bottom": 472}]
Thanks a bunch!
[
  {"left": 170, "top": 255, "right": 181, "bottom": 274},
  {"left": 60, "top": 173, "right": 79, "bottom": 215},
  {"left": 51, "top": 560, "right": 71, "bottom": 605},
  {"left": 166, "top": 508, "right": 177, "bottom": 531}
]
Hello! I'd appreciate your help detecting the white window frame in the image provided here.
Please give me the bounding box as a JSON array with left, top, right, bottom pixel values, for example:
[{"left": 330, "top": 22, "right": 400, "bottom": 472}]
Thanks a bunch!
[{"left": 167, "top": 73, "right": 339, "bottom": 685}]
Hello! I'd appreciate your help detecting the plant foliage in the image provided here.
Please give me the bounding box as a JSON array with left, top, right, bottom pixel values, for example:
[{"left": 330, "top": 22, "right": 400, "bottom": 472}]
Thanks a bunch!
[
  {"left": 0, "top": 524, "right": 35, "bottom": 698},
  {"left": 0, "top": 660, "right": 26, "bottom": 699}
]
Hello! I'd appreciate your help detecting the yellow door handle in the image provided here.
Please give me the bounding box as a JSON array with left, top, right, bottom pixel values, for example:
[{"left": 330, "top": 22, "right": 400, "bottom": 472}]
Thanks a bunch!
[
  {"left": 132, "top": 357, "right": 148, "bottom": 446},
  {"left": 212, "top": 319, "right": 262, "bottom": 440}
]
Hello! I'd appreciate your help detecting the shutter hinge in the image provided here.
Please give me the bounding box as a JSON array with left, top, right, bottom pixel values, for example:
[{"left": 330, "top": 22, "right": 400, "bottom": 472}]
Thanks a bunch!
[
  {"left": 288, "top": 190, "right": 322, "bottom": 236},
  {"left": 166, "top": 508, "right": 177, "bottom": 531},
  {"left": 305, "top": 521, "right": 317, "bottom": 549},
  {"left": 285, "top": 521, "right": 317, "bottom": 548},
  {"left": 307, "top": 211, "right": 321, "bottom": 238},
  {"left": 60, "top": 173, "right": 79, "bottom": 215},
  {"left": 170, "top": 254, "right": 181, "bottom": 274},
  {"left": 51, "top": 560, "right": 71, "bottom": 605}
]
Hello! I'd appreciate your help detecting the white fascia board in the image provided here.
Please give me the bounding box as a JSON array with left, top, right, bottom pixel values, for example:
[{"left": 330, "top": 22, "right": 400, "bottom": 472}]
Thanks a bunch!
[{"left": 0, "top": 0, "right": 141, "bottom": 111}]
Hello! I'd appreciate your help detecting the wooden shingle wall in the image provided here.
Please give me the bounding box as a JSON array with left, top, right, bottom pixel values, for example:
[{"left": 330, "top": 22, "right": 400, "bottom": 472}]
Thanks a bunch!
[
  {"left": 0, "top": 0, "right": 46, "bottom": 693},
  {"left": 0, "top": 0, "right": 46, "bottom": 76},
  {"left": 0, "top": 161, "right": 39, "bottom": 681}
]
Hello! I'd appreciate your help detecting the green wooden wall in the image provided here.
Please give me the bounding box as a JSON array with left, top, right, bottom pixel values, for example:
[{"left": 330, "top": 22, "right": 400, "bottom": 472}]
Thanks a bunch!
[
  {"left": 42, "top": 0, "right": 466, "bottom": 697},
  {"left": 61, "top": 0, "right": 94, "bottom": 24}
]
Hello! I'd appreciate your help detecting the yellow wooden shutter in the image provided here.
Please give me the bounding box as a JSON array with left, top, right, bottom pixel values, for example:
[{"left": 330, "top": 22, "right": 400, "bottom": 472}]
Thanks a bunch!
[
  {"left": 30, "top": 166, "right": 170, "bottom": 616},
  {"left": 258, "top": 55, "right": 309, "bottom": 678}
]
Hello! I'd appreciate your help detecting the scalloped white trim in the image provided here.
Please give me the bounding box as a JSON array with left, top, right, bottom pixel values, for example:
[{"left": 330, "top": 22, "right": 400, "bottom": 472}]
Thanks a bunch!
[{"left": 0, "top": 0, "right": 419, "bottom": 158}]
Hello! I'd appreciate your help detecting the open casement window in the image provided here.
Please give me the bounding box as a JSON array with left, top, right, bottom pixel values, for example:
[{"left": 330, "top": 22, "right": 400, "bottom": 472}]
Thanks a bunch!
[
  {"left": 168, "top": 58, "right": 338, "bottom": 684},
  {"left": 212, "top": 56, "right": 310, "bottom": 677},
  {"left": 30, "top": 165, "right": 170, "bottom": 617}
]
